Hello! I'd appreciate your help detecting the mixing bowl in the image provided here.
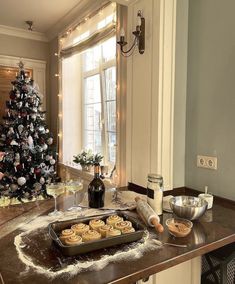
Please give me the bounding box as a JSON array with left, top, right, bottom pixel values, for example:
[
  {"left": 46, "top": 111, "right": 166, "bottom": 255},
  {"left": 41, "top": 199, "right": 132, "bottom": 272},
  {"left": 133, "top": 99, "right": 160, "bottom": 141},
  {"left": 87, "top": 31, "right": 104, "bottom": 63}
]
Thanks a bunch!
[{"left": 169, "top": 196, "right": 208, "bottom": 220}]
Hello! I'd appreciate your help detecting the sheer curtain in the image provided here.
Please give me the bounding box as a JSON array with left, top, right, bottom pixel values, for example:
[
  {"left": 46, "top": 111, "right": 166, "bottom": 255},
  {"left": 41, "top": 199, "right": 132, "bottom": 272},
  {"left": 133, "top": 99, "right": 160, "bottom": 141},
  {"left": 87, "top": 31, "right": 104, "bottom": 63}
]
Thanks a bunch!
[{"left": 60, "top": 2, "right": 117, "bottom": 167}]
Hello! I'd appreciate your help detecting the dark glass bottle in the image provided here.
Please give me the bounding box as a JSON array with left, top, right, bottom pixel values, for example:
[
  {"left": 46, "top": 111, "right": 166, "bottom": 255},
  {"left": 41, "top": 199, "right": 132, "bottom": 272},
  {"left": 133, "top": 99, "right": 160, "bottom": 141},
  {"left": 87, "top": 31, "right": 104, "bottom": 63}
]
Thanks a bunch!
[{"left": 88, "top": 163, "right": 105, "bottom": 208}]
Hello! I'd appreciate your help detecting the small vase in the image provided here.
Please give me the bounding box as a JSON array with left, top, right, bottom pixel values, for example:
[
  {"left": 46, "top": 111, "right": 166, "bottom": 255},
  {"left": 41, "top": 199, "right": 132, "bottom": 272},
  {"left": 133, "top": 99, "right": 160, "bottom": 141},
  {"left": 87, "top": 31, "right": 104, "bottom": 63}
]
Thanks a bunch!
[{"left": 81, "top": 165, "right": 93, "bottom": 172}]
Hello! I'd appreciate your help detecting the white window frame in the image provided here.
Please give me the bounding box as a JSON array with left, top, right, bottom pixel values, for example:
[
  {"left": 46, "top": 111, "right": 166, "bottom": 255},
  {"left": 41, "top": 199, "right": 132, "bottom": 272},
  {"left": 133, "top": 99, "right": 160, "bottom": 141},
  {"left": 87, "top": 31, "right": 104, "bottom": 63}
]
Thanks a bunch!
[{"left": 81, "top": 51, "right": 116, "bottom": 167}]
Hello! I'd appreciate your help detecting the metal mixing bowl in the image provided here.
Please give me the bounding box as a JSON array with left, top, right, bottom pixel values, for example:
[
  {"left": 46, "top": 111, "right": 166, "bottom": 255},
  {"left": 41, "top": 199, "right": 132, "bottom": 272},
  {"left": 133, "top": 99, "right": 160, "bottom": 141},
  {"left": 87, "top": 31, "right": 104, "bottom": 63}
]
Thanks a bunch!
[{"left": 169, "top": 196, "right": 208, "bottom": 220}]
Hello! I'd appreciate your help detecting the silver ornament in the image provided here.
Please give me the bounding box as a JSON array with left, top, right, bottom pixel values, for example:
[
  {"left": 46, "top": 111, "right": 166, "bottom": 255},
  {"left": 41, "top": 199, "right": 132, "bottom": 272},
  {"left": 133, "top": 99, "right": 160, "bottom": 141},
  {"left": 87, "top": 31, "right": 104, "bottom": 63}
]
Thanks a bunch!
[
  {"left": 38, "top": 126, "right": 45, "bottom": 132},
  {"left": 45, "top": 155, "right": 51, "bottom": 161},
  {"left": 47, "top": 137, "right": 53, "bottom": 145},
  {"left": 10, "top": 184, "right": 18, "bottom": 191},
  {"left": 17, "top": 177, "right": 26, "bottom": 186},
  {"left": 39, "top": 177, "right": 45, "bottom": 184},
  {"left": 18, "top": 124, "right": 24, "bottom": 134},
  {"left": 50, "top": 159, "right": 56, "bottom": 165},
  {"left": 42, "top": 144, "right": 48, "bottom": 151},
  {"left": 34, "top": 182, "right": 42, "bottom": 191}
]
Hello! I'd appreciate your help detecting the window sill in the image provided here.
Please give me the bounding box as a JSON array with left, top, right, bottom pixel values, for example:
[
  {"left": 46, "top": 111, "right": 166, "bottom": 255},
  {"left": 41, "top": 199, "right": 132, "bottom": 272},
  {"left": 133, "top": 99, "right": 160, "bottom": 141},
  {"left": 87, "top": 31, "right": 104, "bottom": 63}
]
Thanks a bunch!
[{"left": 58, "top": 163, "right": 114, "bottom": 189}]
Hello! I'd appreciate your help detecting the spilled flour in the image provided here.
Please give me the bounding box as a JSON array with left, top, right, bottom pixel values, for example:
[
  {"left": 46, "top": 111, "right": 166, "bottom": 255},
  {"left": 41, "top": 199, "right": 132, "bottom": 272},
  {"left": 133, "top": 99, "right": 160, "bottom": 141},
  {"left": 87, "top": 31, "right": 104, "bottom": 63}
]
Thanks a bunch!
[{"left": 14, "top": 209, "right": 162, "bottom": 279}]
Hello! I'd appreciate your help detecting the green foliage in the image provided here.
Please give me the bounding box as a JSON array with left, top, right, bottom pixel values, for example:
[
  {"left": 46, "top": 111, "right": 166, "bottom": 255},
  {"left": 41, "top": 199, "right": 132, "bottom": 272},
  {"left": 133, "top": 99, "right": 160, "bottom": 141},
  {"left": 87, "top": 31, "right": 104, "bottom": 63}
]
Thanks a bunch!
[{"left": 73, "top": 150, "right": 103, "bottom": 166}]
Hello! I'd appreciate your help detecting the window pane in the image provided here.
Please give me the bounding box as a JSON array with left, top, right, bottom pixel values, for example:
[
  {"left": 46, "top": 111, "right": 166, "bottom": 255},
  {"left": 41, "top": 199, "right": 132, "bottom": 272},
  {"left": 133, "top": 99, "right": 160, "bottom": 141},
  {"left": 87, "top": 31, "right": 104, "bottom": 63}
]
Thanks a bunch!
[
  {"left": 84, "top": 103, "right": 102, "bottom": 131},
  {"left": 83, "top": 45, "right": 100, "bottom": 72},
  {"left": 84, "top": 130, "right": 102, "bottom": 154},
  {"left": 104, "top": 67, "right": 116, "bottom": 100},
  {"left": 108, "top": 132, "right": 116, "bottom": 163},
  {"left": 106, "top": 101, "right": 116, "bottom": 132},
  {"left": 102, "top": 37, "right": 116, "bottom": 62},
  {"left": 84, "top": 75, "right": 101, "bottom": 104}
]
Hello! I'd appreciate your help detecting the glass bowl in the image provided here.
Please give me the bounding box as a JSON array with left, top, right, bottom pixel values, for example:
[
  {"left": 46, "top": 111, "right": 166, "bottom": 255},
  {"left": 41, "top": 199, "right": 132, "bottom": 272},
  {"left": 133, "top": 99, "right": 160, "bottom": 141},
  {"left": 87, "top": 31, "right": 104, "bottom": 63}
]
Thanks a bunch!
[{"left": 166, "top": 218, "right": 193, "bottom": 238}]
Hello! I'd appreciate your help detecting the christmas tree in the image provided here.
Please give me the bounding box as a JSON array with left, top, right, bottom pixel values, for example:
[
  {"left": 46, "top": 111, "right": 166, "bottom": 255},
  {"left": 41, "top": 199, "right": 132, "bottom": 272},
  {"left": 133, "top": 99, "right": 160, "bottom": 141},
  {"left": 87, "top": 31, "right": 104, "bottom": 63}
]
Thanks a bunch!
[{"left": 0, "top": 61, "right": 57, "bottom": 202}]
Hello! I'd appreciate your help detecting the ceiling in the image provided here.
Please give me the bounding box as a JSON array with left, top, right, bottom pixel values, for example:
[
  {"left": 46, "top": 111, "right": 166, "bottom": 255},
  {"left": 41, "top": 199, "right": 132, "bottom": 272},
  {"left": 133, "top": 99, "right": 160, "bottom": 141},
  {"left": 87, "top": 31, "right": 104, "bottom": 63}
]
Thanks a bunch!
[{"left": 0, "top": 0, "right": 82, "bottom": 33}]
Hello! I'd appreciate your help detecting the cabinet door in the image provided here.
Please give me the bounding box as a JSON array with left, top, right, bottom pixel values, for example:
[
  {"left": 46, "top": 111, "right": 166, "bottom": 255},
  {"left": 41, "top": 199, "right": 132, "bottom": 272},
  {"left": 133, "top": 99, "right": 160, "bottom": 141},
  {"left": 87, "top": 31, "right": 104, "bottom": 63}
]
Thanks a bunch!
[{"left": 137, "top": 257, "right": 201, "bottom": 284}]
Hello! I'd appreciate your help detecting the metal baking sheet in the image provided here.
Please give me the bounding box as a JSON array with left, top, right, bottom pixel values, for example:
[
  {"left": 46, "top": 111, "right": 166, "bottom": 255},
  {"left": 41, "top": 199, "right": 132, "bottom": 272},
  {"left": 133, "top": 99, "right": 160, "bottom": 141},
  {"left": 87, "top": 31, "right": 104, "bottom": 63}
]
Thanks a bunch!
[{"left": 48, "top": 212, "right": 146, "bottom": 256}]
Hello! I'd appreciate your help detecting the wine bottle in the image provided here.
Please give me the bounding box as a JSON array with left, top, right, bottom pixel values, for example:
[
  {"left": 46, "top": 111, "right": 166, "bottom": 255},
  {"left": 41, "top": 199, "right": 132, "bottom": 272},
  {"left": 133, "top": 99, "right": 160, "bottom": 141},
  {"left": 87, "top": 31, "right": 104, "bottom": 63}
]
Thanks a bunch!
[{"left": 88, "top": 163, "right": 105, "bottom": 208}]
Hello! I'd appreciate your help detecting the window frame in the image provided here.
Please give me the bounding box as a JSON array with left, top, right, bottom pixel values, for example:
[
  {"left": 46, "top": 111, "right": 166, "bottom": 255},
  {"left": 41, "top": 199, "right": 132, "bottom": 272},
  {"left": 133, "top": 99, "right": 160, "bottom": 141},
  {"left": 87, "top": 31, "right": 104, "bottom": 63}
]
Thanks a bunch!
[
  {"left": 81, "top": 41, "right": 116, "bottom": 167},
  {"left": 58, "top": 4, "right": 127, "bottom": 188}
]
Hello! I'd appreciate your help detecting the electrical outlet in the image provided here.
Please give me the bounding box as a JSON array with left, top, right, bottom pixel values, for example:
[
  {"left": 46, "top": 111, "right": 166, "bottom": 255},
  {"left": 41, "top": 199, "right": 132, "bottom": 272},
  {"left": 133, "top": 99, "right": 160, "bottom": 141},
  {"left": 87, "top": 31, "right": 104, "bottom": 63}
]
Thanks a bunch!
[{"left": 197, "top": 155, "right": 217, "bottom": 170}]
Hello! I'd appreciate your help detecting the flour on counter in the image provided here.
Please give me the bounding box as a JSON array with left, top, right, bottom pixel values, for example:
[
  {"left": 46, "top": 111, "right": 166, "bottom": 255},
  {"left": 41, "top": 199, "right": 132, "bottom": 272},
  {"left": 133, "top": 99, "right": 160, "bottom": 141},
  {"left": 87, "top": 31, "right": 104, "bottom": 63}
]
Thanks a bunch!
[{"left": 14, "top": 209, "right": 161, "bottom": 279}]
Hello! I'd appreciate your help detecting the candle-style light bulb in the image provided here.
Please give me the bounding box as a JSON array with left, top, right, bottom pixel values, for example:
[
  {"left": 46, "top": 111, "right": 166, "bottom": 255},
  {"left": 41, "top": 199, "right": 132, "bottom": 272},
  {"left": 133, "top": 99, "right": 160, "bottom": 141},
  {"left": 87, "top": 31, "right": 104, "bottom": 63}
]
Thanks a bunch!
[
  {"left": 120, "top": 28, "right": 125, "bottom": 38},
  {"left": 137, "top": 14, "right": 142, "bottom": 27}
]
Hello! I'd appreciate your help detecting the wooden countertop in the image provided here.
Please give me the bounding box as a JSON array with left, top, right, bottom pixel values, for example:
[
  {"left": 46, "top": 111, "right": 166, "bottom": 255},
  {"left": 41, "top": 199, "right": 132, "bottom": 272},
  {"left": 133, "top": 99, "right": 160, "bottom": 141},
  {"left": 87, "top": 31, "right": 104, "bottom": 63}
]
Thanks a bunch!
[{"left": 0, "top": 189, "right": 234, "bottom": 284}]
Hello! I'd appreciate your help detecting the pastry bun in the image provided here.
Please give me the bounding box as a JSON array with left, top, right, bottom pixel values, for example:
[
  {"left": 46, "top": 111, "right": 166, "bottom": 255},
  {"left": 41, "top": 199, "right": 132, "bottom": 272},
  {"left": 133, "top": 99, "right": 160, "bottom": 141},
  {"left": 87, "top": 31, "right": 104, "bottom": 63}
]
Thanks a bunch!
[
  {"left": 82, "top": 229, "right": 102, "bottom": 242},
  {"left": 99, "top": 224, "right": 113, "bottom": 238},
  {"left": 65, "top": 235, "right": 83, "bottom": 246},
  {"left": 121, "top": 227, "right": 135, "bottom": 234},
  {"left": 115, "top": 220, "right": 132, "bottom": 230},
  {"left": 59, "top": 229, "right": 75, "bottom": 243},
  {"left": 106, "top": 228, "right": 121, "bottom": 237},
  {"left": 71, "top": 223, "right": 89, "bottom": 235},
  {"left": 89, "top": 219, "right": 105, "bottom": 231},
  {"left": 106, "top": 215, "right": 123, "bottom": 226}
]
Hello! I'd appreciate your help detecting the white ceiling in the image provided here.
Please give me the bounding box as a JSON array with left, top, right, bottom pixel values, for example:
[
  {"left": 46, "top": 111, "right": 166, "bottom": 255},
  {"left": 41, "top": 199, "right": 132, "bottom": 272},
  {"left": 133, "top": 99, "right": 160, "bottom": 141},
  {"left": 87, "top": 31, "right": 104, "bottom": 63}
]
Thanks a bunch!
[{"left": 0, "top": 0, "right": 82, "bottom": 33}]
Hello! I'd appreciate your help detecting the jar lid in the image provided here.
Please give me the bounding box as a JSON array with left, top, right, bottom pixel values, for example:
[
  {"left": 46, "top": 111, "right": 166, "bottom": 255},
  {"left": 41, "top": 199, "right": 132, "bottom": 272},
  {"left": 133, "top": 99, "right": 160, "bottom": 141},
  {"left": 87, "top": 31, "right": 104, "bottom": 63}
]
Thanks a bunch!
[{"left": 147, "top": 173, "right": 163, "bottom": 182}]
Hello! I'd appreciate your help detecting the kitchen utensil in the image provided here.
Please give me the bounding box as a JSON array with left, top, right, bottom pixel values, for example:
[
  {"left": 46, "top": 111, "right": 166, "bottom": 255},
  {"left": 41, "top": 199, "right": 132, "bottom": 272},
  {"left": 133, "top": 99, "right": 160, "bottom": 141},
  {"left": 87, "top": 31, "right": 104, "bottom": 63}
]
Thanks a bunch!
[
  {"left": 135, "top": 197, "right": 164, "bottom": 233},
  {"left": 169, "top": 196, "right": 208, "bottom": 220},
  {"left": 48, "top": 211, "right": 145, "bottom": 256}
]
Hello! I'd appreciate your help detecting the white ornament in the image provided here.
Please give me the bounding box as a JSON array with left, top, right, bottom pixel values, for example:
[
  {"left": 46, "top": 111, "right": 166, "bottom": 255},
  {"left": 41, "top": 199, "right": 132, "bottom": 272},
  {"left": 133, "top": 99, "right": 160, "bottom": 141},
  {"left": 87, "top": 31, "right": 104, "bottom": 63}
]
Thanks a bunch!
[
  {"left": 10, "top": 140, "right": 18, "bottom": 146},
  {"left": 17, "top": 177, "right": 26, "bottom": 186},
  {"left": 30, "top": 123, "right": 34, "bottom": 132},
  {"left": 45, "top": 155, "right": 51, "bottom": 161},
  {"left": 31, "top": 114, "right": 36, "bottom": 120},
  {"left": 39, "top": 177, "right": 45, "bottom": 184},
  {"left": 17, "top": 102, "right": 23, "bottom": 108},
  {"left": 18, "top": 124, "right": 24, "bottom": 134},
  {"left": 50, "top": 159, "right": 56, "bottom": 165},
  {"left": 28, "top": 135, "right": 34, "bottom": 148},
  {"left": 15, "top": 153, "right": 20, "bottom": 161},
  {"left": 47, "top": 138, "right": 53, "bottom": 145},
  {"left": 7, "top": 127, "right": 14, "bottom": 136},
  {"left": 45, "top": 129, "right": 49, "bottom": 133},
  {"left": 38, "top": 126, "right": 45, "bottom": 133},
  {"left": 42, "top": 144, "right": 48, "bottom": 151}
]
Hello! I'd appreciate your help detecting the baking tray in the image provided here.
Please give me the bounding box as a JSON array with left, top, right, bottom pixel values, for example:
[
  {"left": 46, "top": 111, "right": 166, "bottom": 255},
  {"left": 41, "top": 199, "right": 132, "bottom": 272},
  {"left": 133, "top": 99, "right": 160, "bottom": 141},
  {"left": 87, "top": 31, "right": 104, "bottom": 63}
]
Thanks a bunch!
[{"left": 48, "top": 212, "right": 146, "bottom": 256}]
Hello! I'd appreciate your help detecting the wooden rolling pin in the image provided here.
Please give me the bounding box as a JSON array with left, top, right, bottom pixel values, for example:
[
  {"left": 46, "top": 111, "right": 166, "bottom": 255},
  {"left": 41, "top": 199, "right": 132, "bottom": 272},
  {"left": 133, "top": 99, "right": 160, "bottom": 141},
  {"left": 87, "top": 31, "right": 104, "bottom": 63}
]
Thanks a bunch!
[{"left": 135, "top": 197, "right": 164, "bottom": 233}]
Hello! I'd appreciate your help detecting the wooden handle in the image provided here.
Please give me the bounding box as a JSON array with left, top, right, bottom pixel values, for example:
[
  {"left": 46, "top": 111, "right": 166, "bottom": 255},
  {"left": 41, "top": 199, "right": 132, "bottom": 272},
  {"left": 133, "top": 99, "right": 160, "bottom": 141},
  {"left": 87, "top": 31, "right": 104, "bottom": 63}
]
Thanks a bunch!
[{"left": 151, "top": 217, "right": 164, "bottom": 233}]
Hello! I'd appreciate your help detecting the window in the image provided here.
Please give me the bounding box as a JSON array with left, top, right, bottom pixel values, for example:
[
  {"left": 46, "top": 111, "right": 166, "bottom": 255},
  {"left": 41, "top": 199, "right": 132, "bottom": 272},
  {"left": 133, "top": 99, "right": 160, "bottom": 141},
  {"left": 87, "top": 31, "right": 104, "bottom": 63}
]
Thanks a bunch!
[
  {"left": 82, "top": 37, "right": 116, "bottom": 165},
  {"left": 60, "top": 3, "right": 117, "bottom": 170}
]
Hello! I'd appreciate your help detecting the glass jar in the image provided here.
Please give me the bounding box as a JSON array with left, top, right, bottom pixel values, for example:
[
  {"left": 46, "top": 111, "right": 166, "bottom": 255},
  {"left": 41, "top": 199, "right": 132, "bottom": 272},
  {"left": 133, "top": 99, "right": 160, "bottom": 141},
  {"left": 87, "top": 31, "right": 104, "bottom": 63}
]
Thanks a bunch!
[{"left": 147, "top": 174, "right": 163, "bottom": 215}]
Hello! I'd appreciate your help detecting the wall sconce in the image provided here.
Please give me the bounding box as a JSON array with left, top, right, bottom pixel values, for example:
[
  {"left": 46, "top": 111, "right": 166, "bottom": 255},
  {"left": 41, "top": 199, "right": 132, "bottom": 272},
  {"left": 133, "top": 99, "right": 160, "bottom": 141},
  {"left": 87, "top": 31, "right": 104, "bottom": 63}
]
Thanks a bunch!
[{"left": 117, "top": 10, "right": 145, "bottom": 57}]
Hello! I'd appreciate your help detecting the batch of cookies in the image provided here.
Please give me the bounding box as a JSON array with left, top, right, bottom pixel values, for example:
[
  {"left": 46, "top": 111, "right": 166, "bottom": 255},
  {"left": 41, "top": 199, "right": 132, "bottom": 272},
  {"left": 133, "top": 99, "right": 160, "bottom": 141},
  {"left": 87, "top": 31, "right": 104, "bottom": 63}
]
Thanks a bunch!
[{"left": 59, "top": 215, "right": 136, "bottom": 246}]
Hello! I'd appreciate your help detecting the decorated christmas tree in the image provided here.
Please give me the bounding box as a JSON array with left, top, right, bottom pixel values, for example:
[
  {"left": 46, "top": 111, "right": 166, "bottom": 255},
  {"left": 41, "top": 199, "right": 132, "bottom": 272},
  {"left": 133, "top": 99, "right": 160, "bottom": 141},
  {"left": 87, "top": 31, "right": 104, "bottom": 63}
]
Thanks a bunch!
[{"left": 0, "top": 62, "right": 57, "bottom": 202}]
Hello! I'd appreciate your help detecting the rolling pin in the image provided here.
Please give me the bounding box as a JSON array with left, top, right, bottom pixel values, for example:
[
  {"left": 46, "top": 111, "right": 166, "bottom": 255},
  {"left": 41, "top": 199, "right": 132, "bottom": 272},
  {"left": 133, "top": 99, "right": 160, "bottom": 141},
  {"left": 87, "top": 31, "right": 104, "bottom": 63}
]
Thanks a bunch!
[{"left": 135, "top": 197, "right": 164, "bottom": 233}]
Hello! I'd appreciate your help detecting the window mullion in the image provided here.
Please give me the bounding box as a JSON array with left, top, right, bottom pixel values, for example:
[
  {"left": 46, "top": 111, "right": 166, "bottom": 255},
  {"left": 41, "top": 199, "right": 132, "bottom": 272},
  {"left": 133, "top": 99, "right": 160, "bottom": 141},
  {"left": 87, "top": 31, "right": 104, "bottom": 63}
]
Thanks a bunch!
[{"left": 100, "top": 58, "right": 108, "bottom": 165}]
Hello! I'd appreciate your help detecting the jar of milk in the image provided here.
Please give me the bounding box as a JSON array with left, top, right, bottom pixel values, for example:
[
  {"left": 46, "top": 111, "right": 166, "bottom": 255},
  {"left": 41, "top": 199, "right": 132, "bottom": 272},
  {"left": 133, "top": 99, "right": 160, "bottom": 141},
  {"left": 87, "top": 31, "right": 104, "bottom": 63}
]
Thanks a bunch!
[{"left": 147, "top": 174, "right": 163, "bottom": 215}]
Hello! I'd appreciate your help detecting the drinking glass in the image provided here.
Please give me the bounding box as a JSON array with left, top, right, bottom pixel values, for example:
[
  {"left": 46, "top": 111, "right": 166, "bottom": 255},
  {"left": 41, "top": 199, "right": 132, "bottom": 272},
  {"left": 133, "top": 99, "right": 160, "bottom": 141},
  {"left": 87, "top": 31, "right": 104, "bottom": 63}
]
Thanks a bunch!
[
  {"left": 65, "top": 179, "right": 84, "bottom": 211},
  {"left": 110, "top": 171, "right": 119, "bottom": 200},
  {"left": 47, "top": 183, "right": 65, "bottom": 216}
]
